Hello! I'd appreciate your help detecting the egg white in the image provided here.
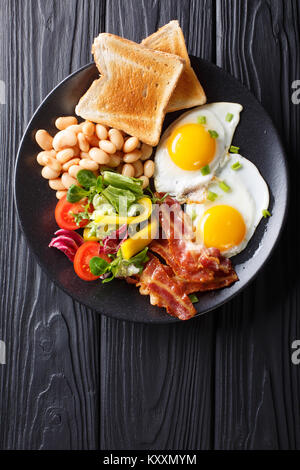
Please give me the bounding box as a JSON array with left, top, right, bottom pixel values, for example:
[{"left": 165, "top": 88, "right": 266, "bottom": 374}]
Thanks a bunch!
[
  {"left": 154, "top": 102, "right": 243, "bottom": 198},
  {"left": 185, "top": 155, "right": 270, "bottom": 257}
]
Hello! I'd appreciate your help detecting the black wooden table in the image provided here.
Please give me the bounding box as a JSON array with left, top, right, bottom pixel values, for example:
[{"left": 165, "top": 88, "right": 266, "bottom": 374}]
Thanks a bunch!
[{"left": 0, "top": 0, "right": 299, "bottom": 450}]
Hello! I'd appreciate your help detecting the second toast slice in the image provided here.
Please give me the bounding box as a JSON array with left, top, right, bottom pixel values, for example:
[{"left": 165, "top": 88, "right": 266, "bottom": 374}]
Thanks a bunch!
[{"left": 76, "top": 33, "right": 185, "bottom": 146}]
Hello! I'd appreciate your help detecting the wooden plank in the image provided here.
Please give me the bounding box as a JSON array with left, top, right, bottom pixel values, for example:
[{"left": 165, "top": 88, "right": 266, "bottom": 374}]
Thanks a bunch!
[
  {"left": 0, "top": 0, "right": 105, "bottom": 449},
  {"left": 100, "top": 0, "right": 217, "bottom": 450},
  {"left": 214, "top": 0, "right": 300, "bottom": 449}
]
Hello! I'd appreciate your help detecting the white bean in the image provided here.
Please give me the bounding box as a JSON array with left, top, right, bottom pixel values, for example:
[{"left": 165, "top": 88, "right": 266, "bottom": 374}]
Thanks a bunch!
[
  {"left": 42, "top": 155, "right": 62, "bottom": 172},
  {"left": 123, "top": 136, "right": 139, "bottom": 153},
  {"left": 144, "top": 160, "right": 155, "bottom": 178},
  {"left": 82, "top": 121, "right": 95, "bottom": 136},
  {"left": 68, "top": 165, "right": 81, "bottom": 178},
  {"left": 99, "top": 139, "right": 116, "bottom": 154},
  {"left": 140, "top": 143, "right": 153, "bottom": 161},
  {"left": 35, "top": 130, "right": 53, "bottom": 150},
  {"left": 122, "top": 163, "right": 135, "bottom": 177},
  {"left": 41, "top": 166, "right": 60, "bottom": 179},
  {"left": 56, "top": 148, "right": 74, "bottom": 163},
  {"left": 36, "top": 150, "right": 56, "bottom": 166},
  {"left": 62, "top": 158, "right": 80, "bottom": 171},
  {"left": 108, "top": 128, "right": 124, "bottom": 150},
  {"left": 89, "top": 147, "right": 110, "bottom": 164},
  {"left": 53, "top": 129, "right": 77, "bottom": 151},
  {"left": 56, "top": 190, "right": 68, "bottom": 199},
  {"left": 49, "top": 178, "right": 65, "bottom": 190},
  {"left": 78, "top": 132, "right": 90, "bottom": 152},
  {"left": 61, "top": 172, "right": 77, "bottom": 189},
  {"left": 95, "top": 124, "right": 108, "bottom": 140},
  {"left": 79, "top": 159, "right": 99, "bottom": 171},
  {"left": 55, "top": 116, "right": 78, "bottom": 130},
  {"left": 123, "top": 149, "right": 142, "bottom": 163},
  {"left": 139, "top": 175, "right": 149, "bottom": 189},
  {"left": 132, "top": 159, "right": 143, "bottom": 177}
]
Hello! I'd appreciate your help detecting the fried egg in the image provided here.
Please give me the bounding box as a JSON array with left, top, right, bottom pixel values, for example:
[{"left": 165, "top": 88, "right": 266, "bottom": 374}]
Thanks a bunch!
[
  {"left": 154, "top": 102, "right": 243, "bottom": 198},
  {"left": 185, "top": 155, "right": 270, "bottom": 257}
]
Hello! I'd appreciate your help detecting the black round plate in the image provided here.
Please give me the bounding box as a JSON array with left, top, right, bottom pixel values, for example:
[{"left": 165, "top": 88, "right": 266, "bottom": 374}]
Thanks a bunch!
[{"left": 14, "top": 57, "right": 289, "bottom": 323}]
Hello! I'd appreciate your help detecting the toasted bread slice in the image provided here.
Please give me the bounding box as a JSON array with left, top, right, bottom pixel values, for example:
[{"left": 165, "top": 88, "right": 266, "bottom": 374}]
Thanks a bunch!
[
  {"left": 141, "top": 20, "right": 206, "bottom": 112},
  {"left": 75, "top": 33, "right": 185, "bottom": 146}
]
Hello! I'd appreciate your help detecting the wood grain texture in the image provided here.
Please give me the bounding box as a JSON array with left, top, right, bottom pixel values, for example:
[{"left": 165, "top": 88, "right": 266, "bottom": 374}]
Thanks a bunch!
[
  {"left": 100, "top": 0, "right": 216, "bottom": 451},
  {"left": 0, "top": 0, "right": 299, "bottom": 451},
  {"left": 0, "top": 0, "right": 105, "bottom": 450},
  {"left": 214, "top": 0, "right": 300, "bottom": 449}
]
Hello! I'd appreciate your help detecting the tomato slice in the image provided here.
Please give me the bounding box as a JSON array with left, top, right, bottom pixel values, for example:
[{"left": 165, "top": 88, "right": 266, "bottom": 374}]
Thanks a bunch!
[
  {"left": 55, "top": 195, "right": 90, "bottom": 230},
  {"left": 74, "top": 241, "right": 111, "bottom": 281}
]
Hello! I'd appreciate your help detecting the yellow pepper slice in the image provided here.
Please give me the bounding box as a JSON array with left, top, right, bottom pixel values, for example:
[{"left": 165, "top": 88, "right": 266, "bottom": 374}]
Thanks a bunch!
[
  {"left": 94, "top": 197, "right": 152, "bottom": 226},
  {"left": 83, "top": 227, "right": 99, "bottom": 241},
  {"left": 121, "top": 218, "right": 158, "bottom": 260}
]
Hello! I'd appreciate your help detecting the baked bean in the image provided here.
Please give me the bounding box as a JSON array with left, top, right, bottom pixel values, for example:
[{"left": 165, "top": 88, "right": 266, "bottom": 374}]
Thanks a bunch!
[
  {"left": 49, "top": 178, "right": 65, "bottom": 190},
  {"left": 82, "top": 121, "right": 95, "bottom": 137},
  {"left": 89, "top": 147, "right": 110, "bottom": 165},
  {"left": 35, "top": 129, "right": 53, "bottom": 150},
  {"left": 68, "top": 165, "right": 81, "bottom": 179},
  {"left": 80, "top": 151, "right": 90, "bottom": 159},
  {"left": 55, "top": 116, "right": 78, "bottom": 130},
  {"left": 67, "top": 124, "right": 83, "bottom": 134},
  {"left": 133, "top": 160, "right": 143, "bottom": 177},
  {"left": 56, "top": 190, "right": 68, "bottom": 200},
  {"left": 99, "top": 139, "right": 116, "bottom": 154},
  {"left": 36, "top": 150, "right": 56, "bottom": 166},
  {"left": 61, "top": 172, "right": 77, "bottom": 189},
  {"left": 107, "top": 154, "right": 121, "bottom": 167},
  {"left": 41, "top": 166, "right": 60, "bottom": 180},
  {"left": 56, "top": 148, "right": 74, "bottom": 163},
  {"left": 140, "top": 143, "right": 153, "bottom": 161},
  {"left": 138, "top": 175, "right": 149, "bottom": 189},
  {"left": 108, "top": 129, "right": 124, "bottom": 150},
  {"left": 72, "top": 145, "right": 81, "bottom": 156},
  {"left": 95, "top": 124, "right": 108, "bottom": 140},
  {"left": 122, "top": 163, "right": 135, "bottom": 177},
  {"left": 144, "top": 160, "right": 155, "bottom": 178},
  {"left": 79, "top": 159, "right": 99, "bottom": 171},
  {"left": 86, "top": 134, "right": 99, "bottom": 147},
  {"left": 123, "top": 149, "right": 142, "bottom": 163},
  {"left": 43, "top": 155, "right": 62, "bottom": 172},
  {"left": 53, "top": 129, "right": 77, "bottom": 151},
  {"left": 62, "top": 158, "right": 80, "bottom": 171},
  {"left": 123, "top": 136, "right": 139, "bottom": 153},
  {"left": 78, "top": 132, "right": 90, "bottom": 152}
]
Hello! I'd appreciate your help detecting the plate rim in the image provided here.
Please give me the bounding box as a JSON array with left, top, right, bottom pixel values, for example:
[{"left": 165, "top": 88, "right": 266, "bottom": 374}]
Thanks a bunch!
[{"left": 14, "top": 57, "right": 289, "bottom": 324}]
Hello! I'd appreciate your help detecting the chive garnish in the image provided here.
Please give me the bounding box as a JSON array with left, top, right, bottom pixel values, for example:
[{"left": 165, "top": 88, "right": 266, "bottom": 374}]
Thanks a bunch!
[
  {"left": 226, "top": 113, "right": 234, "bottom": 122},
  {"left": 229, "top": 145, "right": 240, "bottom": 153},
  {"left": 201, "top": 164, "right": 210, "bottom": 176},
  {"left": 231, "top": 161, "right": 242, "bottom": 171},
  {"left": 219, "top": 180, "right": 231, "bottom": 192},
  {"left": 207, "top": 191, "right": 218, "bottom": 201},
  {"left": 197, "top": 116, "right": 206, "bottom": 124},
  {"left": 189, "top": 293, "right": 199, "bottom": 304},
  {"left": 208, "top": 130, "right": 219, "bottom": 138},
  {"left": 262, "top": 209, "right": 271, "bottom": 218}
]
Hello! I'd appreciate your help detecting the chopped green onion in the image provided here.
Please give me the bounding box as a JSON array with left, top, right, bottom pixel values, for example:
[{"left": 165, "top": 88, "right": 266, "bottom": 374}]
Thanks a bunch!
[
  {"left": 207, "top": 190, "right": 218, "bottom": 201},
  {"left": 219, "top": 180, "right": 231, "bottom": 192},
  {"left": 197, "top": 115, "right": 206, "bottom": 124},
  {"left": 262, "top": 209, "right": 271, "bottom": 218},
  {"left": 191, "top": 210, "right": 197, "bottom": 221},
  {"left": 229, "top": 145, "right": 240, "bottom": 153},
  {"left": 226, "top": 113, "right": 234, "bottom": 122},
  {"left": 201, "top": 164, "right": 210, "bottom": 176},
  {"left": 189, "top": 293, "right": 199, "bottom": 304},
  {"left": 231, "top": 161, "right": 242, "bottom": 171},
  {"left": 208, "top": 130, "right": 219, "bottom": 138}
]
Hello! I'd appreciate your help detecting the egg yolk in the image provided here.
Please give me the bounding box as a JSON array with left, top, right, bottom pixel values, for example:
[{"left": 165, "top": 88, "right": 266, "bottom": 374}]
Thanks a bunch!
[
  {"left": 167, "top": 123, "right": 216, "bottom": 171},
  {"left": 198, "top": 205, "right": 246, "bottom": 253}
]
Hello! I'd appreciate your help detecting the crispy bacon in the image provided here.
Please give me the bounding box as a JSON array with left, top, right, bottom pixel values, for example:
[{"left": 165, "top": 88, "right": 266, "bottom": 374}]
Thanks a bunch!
[
  {"left": 128, "top": 195, "right": 238, "bottom": 321},
  {"left": 136, "top": 255, "right": 196, "bottom": 320}
]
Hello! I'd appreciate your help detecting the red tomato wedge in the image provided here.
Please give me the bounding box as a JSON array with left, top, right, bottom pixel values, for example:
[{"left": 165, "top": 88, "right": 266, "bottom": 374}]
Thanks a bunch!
[
  {"left": 74, "top": 241, "right": 111, "bottom": 281},
  {"left": 55, "top": 195, "right": 90, "bottom": 230}
]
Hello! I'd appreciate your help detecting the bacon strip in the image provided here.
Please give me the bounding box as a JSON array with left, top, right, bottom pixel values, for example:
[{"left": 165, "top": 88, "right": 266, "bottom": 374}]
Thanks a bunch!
[{"left": 136, "top": 255, "right": 196, "bottom": 320}]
